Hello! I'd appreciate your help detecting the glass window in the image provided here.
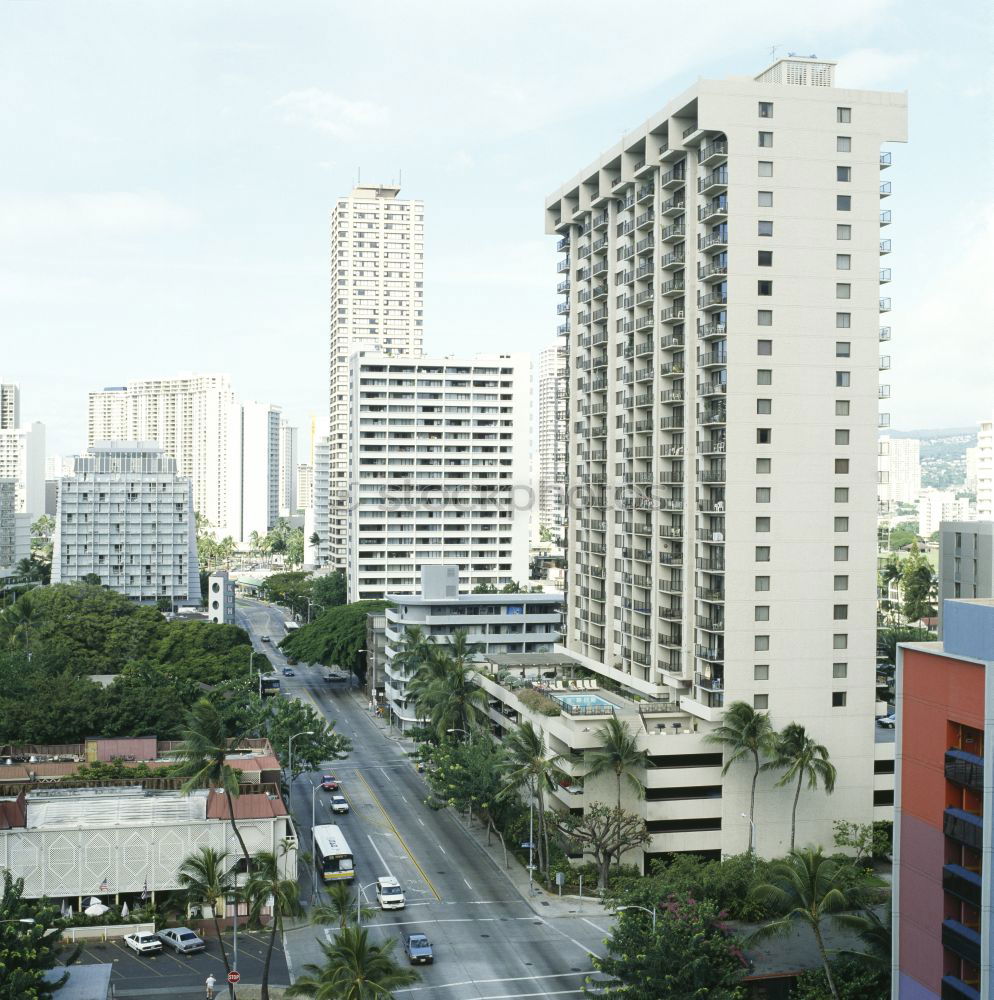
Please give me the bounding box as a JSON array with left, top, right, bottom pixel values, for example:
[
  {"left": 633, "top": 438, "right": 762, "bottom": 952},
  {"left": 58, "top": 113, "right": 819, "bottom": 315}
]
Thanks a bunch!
[
  {"left": 835, "top": 487, "right": 849, "bottom": 502},
  {"left": 756, "top": 487, "right": 771, "bottom": 503},
  {"left": 757, "top": 399, "right": 772, "bottom": 414},
  {"left": 834, "top": 605, "right": 848, "bottom": 620},
  {"left": 754, "top": 664, "right": 770, "bottom": 680},
  {"left": 837, "top": 107, "right": 851, "bottom": 123},
  {"left": 837, "top": 166, "right": 851, "bottom": 182},
  {"left": 757, "top": 369, "right": 772, "bottom": 385},
  {"left": 836, "top": 341, "right": 851, "bottom": 356},
  {"left": 836, "top": 314, "right": 851, "bottom": 332},
  {"left": 758, "top": 310, "right": 773, "bottom": 326},
  {"left": 834, "top": 575, "right": 849, "bottom": 591},
  {"left": 757, "top": 339, "right": 772, "bottom": 356},
  {"left": 758, "top": 191, "right": 773, "bottom": 207},
  {"left": 833, "top": 633, "right": 848, "bottom": 649},
  {"left": 757, "top": 428, "right": 772, "bottom": 444},
  {"left": 836, "top": 283, "right": 851, "bottom": 299},
  {"left": 755, "top": 576, "right": 770, "bottom": 591},
  {"left": 837, "top": 224, "right": 852, "bottom": 240},
  {"left": 835, "top": 516, "right": 849, "bottom": 531},
  {"left": 755, "top": 635, "right": 770, "bottom": 651},
  {"left": 758, "top": 281, "right": 773, "bottom": 296},
  {"left": 758, "top": 101, "right": 774, "bottom": 118},
  {"left": 833, "top": 662, "right": 848, "bottom": 678},
  {"left": 832, "top": 691, "right": 847, "bottom": 707},
  {"left": 835, "top": 458, "right": 850, "bottom": 474},
  {"left": 755, "top": 605, "right": 770, "bottom": 620},
  {"left": 837, "top": 136, "right": 851, "bottom": 152},
  {"left": 837, "top": 195, "right": 852, "bottom": 211},
  {"left": 836, "top": 400, "right": 850, "bottom": 416},
  {"left": 758, "top": 250, "right": 773, "bottom": 266},
  {"left": 836, "top": 371, "right": 851, "bottom": 386},
  {"left": 836, "top": 254, "right": 851, "bottom": 270},
  {"left": 755, "top": 693, "right": 770, "bottom": 709},
  {"left": 835, "top": 430, "right": 850, "bottom": 446},
  {"left": 758, "top": 131, "right": 773, "bottom": 147},
  {"left": 756, "top": 458, "right": 771, "bottom": 474},
  {"left": 834, "top": 545, "right": 849, "bottom": 561},
  {"left": 758, "top": 220, "right": 774, "bottom": 237},
  {"left": 758, "top": 160, "right": 774, "bottom": 177},
  {"left": 755, "top": 546, "right": 770, "bottom": 561},
  {"left": 756, "top": 517, "right": 770, "bottom": 532}
]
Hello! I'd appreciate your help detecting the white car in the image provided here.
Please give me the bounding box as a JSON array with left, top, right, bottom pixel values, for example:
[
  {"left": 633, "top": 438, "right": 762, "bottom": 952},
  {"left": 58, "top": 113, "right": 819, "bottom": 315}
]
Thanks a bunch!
[
  {"left": 158, "top": 926, "right": 206, "bottom": 954},
  {"left": 375, "top": 876, "right": 406, "bottom": 910},
  {"left": 330, "top": 794, "right": 350, "bottom": 814},
  {"left": 124, "top": 932, "right": 162, "bottom": 955},
  {"left": 876, "top": 713, "right": 896, "bottom": 729}
]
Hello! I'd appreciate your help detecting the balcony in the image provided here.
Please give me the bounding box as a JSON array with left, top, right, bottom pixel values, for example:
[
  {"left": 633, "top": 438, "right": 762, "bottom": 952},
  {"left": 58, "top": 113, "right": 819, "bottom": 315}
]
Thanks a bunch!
[
  {"left": 943, "top": 864, "right": 982, "bottom": 908},
  {"left": 637, "top": 182, "right": 654, "bottom": 204},
  {"left": 698, "top": 261, "right": 727, "bottom": 283},
  {"left": 942, "top": 977, "right": 981, "bottom": 1000},
  {"left": 698, "top": 320, "right": 726, "bottom": 340},
  {"left": 879, "top": 385, "right": 891, "bottom": 399},
  {"left": 944, "top": 807, "right": 983, "bottom": 850},
  {"left": 698, "top": 229, "right": 728, "bottom": 251},
  {"left": 698, "top": 289, "right": 727, "bottom": 311},
  {"left": 942, "top": 920, "right": 981, "bottom": 968},
  {"left": 658, "top": 603, "right": 682, "bottom": 621},
  {"left": 556, "top": 235, "right": 570, "bottom": 252},
  {"left": 698, "top": 380, "right": 727, "bottom": 398},
  {"left": 556, "top": 302, "right": 570, "bottom": 316},
  {"left": 557, "top": 279, "right": 570, "bottom": 294},
  {"left": 880, "top": 268, "right": 892, "bottom": 283},
  {"left": 700, "top": 139, "right": 728, "bottom": 165},
  {"left": 593, "top": 260, "right": 609, "bottom": 277},
  {"left": 695, "top": 644, "right": 724, "bottom": 663},
  {"left": 659, "top": 197, "right": 685, "bottom": 217},
  {"left": 635, "top": 209, "right": 655, "bottom": 230},
  {"left": 700, "top": 408, "right": 726, "bottom": 427},
  {"left": 699, "top": 468, "right": 726, "bottom": 484},
  {"left": 635, "top": 261, "right": 654, "bottom": 279},
  {"left": 696, "top": 586, "right": 724, "bottom": 603},
  {"left": 660, "top": 251, "right": 685, "bottom": 270},
  {"left": 880, "top": 239, "right": 892, "bottom": 254},
  {"left": 879, "top": 297, "right": 892, "bottom": 312},
  {"left": 880, "top": 181, "right": 892, "bottom": 197},
  {"left": 698, "top": 196, "right": 728, "bottom": 223},
  {"left": 698, "top": 168, "right": 728, "bottom": 194},
  {"left": 659, "top": 307, "right": 685, "bottom": 325},
  {"left": 660, "top": 278, "right": 685, "bottom": 298},
  {"left": 880, "top": 327, "right": 891, "bottom": 342},
  {"left": 557, "top": 322, "right": 570, "bottom": 336},
  {"left": 591, "top": 210, "right": 609, "bottom": 231},
  {"left": 946, "top": 748, "right": 984, "bottom": 792},
  {"left": 698, "top": 348, "right": 727, "bottom": 368},
  {"left": 880, "top": 210, "right": 892, "bottom": 226},
  {"left": 696, "top": 615, "right": 724, "bottom": 633},
  {"left": 659, "top": 361, "right": 685, "bottom": 378},
  {"left": 697, "top": 556, "right": 725, "bottom": 573},
  {"left": 659, "top": 332, "right": 684, "bottom": 350},
  {"left": 880, "top": 151, "right": 892, "bottom": 169},
  {"left": 660, "top": 223, "right": 685, "bottom": 243},
  {"left": 557, "top": 257, "right": 571, "bottom": 273},
  {"left": 660, "top": 164, "right": 686, "bottom": 188},
  {"left": 636, "top": 234, "right": 656, "bottom": 256}
]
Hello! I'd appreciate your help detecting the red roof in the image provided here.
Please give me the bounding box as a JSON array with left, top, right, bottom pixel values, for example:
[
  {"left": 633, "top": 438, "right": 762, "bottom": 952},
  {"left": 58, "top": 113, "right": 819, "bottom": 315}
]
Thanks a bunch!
[
  {"left": 0, "top": 791, "right": 27, "bottom": 830},
  {"left": 205, "top": 789, "right": 287, "bottom": 820}
]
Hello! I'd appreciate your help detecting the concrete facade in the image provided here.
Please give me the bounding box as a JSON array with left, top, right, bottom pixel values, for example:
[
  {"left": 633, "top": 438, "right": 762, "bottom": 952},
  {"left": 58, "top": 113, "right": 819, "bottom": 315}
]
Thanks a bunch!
[
  {"left": 0, "top": 422, "right": 45, "bottom": 518},
  {"left": 0, "top": 382, "right": 19, "bottom": 430},
  {"left": 939, "top": 522, "right": 994, "bottom": 635},
  {"left": 537, "top": 343, "right": 568, "bottom": 539},
  {"left": 207, "top": 570, "right": 236, "bottom": 624},
  {"left": 0, "top": 478, "right": 30, "bottom": 571},
  {"left": 278, "top": 420, "right": 298, "bottom": 517},
  {"left": 879, "top": 435, "right": 921, "bottom": 509}
]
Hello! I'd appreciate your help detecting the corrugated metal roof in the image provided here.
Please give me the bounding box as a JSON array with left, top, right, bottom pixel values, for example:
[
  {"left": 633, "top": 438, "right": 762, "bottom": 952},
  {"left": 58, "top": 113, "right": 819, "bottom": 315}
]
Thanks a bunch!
[{"left": 25, "top": 787, "right": 208, "bottom": 829}]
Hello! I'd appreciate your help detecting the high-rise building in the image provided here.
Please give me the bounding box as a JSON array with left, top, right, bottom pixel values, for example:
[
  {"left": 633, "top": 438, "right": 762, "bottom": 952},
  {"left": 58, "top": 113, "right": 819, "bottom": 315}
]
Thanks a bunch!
[
  {"left": 0, "top": 383, "right": 20, "bottom": 430},
  {"left": 0, "top": 422, "right": 45, "bottom": 518},
  {"left": 278, "top": 421, "right": 298, "bottom": 517},
  {"left": 52, "top": 441, "right": 200, "bottom": 605},
  {"left": 878, "top": 434, "right": 921, "bottom": 508},
  {"left": 296, "top": 463, "right": 314, "bottom": 512},
  {"left": 937, "top": 522, "right": 994, "bottom": 635},
  {"left": 545, "top": 57, "right": 906, "bottom": 854},
  {"left": 346, "top": 352, "right": 530, "bottom": 601},
  {"left": 893, "top": 598, "right": 994, "bottom": 999},
  {"left": 537, "top": 344, "right": 568, "bottom": 539},
  {"left": 324, "top": 185, "right": 424, "bottom": 569},
  {"left": 0, "top": 479, "right": 30, "bottom": 570},
  {"left": 976, "top": 417, "right": 993, "bottom": 518},
  {"left": 236, "top": 401, "right": 281, "bottom": 541},
  {"left": 918, "top": 490, "right": 975, "bottom": 538},
  {"left": 304, "top": 432, "right": 330, "bottom": 568}
]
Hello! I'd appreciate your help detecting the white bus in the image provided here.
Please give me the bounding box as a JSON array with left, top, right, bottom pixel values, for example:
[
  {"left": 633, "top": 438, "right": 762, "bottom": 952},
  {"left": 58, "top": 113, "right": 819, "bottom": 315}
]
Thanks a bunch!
[
  {"left": 313, "top": 824, "right": 355, "bottom": 883},
  {"left": 284, "top": 621, "right": 300, "bottom": 633}
]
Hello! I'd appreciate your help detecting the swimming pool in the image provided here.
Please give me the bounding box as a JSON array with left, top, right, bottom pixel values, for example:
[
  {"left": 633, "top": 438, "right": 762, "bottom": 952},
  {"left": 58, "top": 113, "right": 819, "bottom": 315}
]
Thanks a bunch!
[{"left": 553, "top": 693, "right": 616, "bottom": 713}]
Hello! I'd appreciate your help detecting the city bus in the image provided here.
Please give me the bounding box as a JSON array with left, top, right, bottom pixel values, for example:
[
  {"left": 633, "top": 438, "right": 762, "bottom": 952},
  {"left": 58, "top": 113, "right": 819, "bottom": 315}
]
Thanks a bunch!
[
  {"left": 284, "top": 621, "right": 300, "bottom": 633},
  {"left": 259, "top": 675, "right": 281, "bottom": 698},
  {"left": 313, "top": 824, "right": 355, "bottom": 883}
]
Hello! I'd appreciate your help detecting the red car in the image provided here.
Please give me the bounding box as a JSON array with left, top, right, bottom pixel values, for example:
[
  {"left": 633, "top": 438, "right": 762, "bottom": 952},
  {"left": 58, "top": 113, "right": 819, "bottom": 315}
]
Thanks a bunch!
[{"left": 321, "top": 775, "right": 340, "bottom": 791}]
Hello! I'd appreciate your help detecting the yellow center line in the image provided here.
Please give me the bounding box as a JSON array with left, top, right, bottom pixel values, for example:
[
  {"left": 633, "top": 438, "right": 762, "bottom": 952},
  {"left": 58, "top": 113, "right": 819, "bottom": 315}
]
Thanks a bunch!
[{"left": 352, "top": 769, "right": 441, "bottom": 901}]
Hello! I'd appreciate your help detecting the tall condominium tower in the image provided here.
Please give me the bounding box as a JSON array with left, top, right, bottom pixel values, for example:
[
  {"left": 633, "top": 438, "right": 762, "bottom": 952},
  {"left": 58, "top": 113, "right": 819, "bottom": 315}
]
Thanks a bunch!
[
  {"left": 537, "top": 344, "right": 568, "bottom": 539},
  {"left": 545, "top": 57, "right": 906, "bottom": 855},
  {"left": 977, "top": 416, "right": 993, "bottom": 518},
  {"left": 0, "top": 422, "right": 45, "bottom": 517},
  {"left": 322, "top": 185, "right": 424, "bottom": 569},
  {"left": 0, "top": 383, "right": 19, "bottom": 430},
  {"left": 877, "top": 434, "right": 921, "bottom": 509},
  {"left": 346, "top": 352, "right": 530, "bottom": 602},
  {"left": 278, "top": 420, "right": 299, "bottom": 517},
  {"left": 237, "top": 401, "right": 281, "bottom": 541}
]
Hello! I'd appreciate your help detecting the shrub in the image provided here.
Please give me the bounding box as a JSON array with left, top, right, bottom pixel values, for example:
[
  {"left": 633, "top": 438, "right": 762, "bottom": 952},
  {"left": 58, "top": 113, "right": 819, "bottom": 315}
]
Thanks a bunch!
[{"left": 518, "top": 688, "right": 561, "bottom": 716}]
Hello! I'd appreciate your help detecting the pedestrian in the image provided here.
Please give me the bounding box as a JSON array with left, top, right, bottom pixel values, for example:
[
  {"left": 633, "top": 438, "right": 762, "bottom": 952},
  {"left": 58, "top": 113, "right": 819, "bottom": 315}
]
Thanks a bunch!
[{"left": 205, "top": 973, "right": 216, "bottom": 999}]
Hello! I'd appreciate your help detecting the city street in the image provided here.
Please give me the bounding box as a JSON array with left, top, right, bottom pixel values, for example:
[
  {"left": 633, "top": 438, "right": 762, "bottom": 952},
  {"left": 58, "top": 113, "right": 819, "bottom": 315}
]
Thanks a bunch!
[{"left": 236, "top": 597, "right": 612, "bottom": 999}]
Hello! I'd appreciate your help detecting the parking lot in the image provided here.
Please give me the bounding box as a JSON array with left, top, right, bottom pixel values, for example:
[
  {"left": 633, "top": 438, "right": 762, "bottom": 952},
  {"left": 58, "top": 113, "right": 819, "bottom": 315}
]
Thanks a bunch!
[{"left": 70, "top": 927, "right": 290, "bottom": 996}]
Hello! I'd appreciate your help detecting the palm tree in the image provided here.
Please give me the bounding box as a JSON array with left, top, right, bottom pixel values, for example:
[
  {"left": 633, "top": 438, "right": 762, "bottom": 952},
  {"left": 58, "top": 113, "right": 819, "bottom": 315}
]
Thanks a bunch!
[
  {"left": 248, "top": 530, "right": 263, "bottom": 556},
  {"left": 391, "top": 625, "right": 434, "bottom": 679},
  {"left": 751, "top": 850, "right": 884, "bottom": 1000},
  {"left": 286, "top": 926, "right": 418, "bottom": 1000},
  {"left": 836, "top": 906, "right": 891, "bottom": 975},
  {"left": 0, "top": 591, "right": 39, "bottom": 656},
  {"left": 763, "top": 723, "right": 836, "bottom": 852},
  {"left": 583, "top": 717, "right": 646, "bottom": 869},
  {"left": 704, "top": 700, "right": 776, "bottom": 852},
  {"left": 168, "top": 698, "right": 251, "bottom": 867},
  {"left": 311, "top": 882, "right": 373, "bottom": 930},
  {"left": 407, "top": 630, "right": 485, "bottom": 738},
  {"left": 244, "top": 842, "right": 302, "bottom": 1000},
  {"left": 498, "top": 721, "right": 565, "bottom": 878},
  {"left": 177, "top": 848, "right": 238, "bottom": 990}
]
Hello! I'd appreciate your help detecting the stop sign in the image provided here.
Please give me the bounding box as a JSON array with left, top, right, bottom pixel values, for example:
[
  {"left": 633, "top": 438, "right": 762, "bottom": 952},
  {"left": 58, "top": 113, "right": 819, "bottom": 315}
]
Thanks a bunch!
[{"left": 227, "top": 971, "right": 241, "bottom": 985}]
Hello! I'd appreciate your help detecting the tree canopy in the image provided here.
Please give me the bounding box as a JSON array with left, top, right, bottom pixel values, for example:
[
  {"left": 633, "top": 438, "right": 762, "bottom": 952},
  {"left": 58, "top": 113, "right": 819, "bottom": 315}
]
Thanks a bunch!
[{"left": 280, "top": 600, "right": 388, "bottom": 677}]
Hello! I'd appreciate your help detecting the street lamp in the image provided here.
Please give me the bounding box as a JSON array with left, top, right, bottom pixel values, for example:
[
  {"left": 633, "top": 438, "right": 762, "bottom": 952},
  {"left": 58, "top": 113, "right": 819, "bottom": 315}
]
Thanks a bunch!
[
  {"left": 288, "top": 731, "right": 315, "bottom": 787},
  {"left": 310, "top": 781, "right": 322, "bottom": 898},
  {"left": 0, "top": 918, "right": 35, "bottom": 925},
  {"left": 446, "top": 728, "right": 470, "bottom": 739},
  {"left": 617, "top": 904, "right": 656, "bottom": 933},
  {"left": 740, "top": 812, "right": 757, "bottom": 853},
  {"left": 307, "top": 600, "right": 324, "bottom": 624},
  {"left": 356, "top": 882, "right": 377, "bottom": 926},
  {"left": 248, "top": 649, "right": 259, "bottom": 675}
]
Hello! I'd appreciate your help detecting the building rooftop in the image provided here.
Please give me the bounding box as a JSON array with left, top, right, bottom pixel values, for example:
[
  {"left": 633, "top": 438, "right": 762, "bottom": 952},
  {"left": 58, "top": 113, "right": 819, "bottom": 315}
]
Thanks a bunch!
[
  {"left": 484, "top": 652, "right": 581, "bottom": 669},
  {"left": 43, "top": 964, "right": 113, "bottom": 1000}
]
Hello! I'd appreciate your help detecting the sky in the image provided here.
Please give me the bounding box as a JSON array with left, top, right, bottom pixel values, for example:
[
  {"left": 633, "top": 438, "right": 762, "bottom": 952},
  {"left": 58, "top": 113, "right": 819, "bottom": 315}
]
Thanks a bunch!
[{"left": 0, "top": 0, "right": 991, "bottom": 456}]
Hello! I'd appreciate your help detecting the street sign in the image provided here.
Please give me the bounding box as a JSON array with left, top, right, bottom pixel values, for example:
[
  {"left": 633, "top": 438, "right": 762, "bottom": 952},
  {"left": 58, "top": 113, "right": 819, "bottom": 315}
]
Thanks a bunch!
[
  {"left": 520, "top": 841, "right": 535, "bottom": 849},
  {"left": 555, "top": 871, "right": 565, "bottom": 886},
  {"left": 227, "top": 971, "right": 241, "bottom": 985},
  {"left": 526, "top": 864, "right": 537, "bottom": 871}
]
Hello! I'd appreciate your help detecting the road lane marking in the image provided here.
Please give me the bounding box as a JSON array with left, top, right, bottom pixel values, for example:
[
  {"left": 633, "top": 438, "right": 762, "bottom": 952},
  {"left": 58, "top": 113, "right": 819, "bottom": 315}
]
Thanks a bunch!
[
  {"left": 463, "top": 877, "right": 473, "bottom": 890},
  {"left": 437, "top": 844, "right": 446, "bottom": 854},
  {"left": 367, "top": 833, "right": 395, "bottom": 878},
  {"left": 380, "top": 767, "right": 393, "bottom": 783},
  {"left": 581, "top": 917, "right": 611, "bottom": 935},
  {"left": 353, "top": 769, "right": 440, "bottom": 900},
  {"left": 537, "top": 918, "right": 601, "bottom": 959},
  {"left": 417, "top": 817, "right": 425, "bottom": 827},
  {"left": 394, "top": 971, "right": 589, "bottom": 994},
  {"left": 367, "top": 915, "right": 535, "bottom": 927}
]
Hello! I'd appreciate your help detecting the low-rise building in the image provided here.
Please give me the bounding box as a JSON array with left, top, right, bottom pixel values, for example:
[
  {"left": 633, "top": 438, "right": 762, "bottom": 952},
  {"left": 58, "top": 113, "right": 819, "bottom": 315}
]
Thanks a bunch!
[
  {"left": 383, "top": 565, "right": 563, "bottom": 729},
  {"left": 938, "top": 522, "right": 994, "bottom": 636},
  {"left": 0, "top": 478, "right": 30, "bottom": 571},
  {"left": 207, "top": 570, "right": 236, "bottom": 624}
]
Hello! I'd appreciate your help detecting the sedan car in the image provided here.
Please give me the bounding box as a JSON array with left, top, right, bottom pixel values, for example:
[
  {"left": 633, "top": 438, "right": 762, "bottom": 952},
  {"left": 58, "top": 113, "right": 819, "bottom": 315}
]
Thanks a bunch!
[
  {"left": 403, "top": 933, "right": 434, "bottom": 965},
  {"left": 321, "top": 775, "right": 340, "bottom": 791},
  {"left": 158, "top": 927, "right": 206, "bottom": 954},
  {"left": 260, "top": 635, "right": 271, "bottom": 643},
  {"left": 330, "top": 794, "right": 349, "bottom": 814},
  {"left": 282, "top": 666, "right": 294, "bottom": 677},
  {"left": 124, "top": 932, "right": 162, "bottom": 955},
  {"left": 876, "top": 713, "right": 896, "bottom": 729}
]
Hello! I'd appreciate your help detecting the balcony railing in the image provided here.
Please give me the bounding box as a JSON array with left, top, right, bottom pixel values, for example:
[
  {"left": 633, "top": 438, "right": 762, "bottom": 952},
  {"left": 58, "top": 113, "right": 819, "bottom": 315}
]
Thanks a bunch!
[
  {"left": 880, "top": 210, "right": 892, "bottom": 226},
  {"left": 944, "top": 807, "right": 983, "bottom": 850},
  {"left": 880, "top": 239, "right": 892, "bottom": 254},
  {"left": 879, "top": 297, "right": 892, "bottom": 312},
  {"left": 880, "top": 181, "right": 892, "bottom": 197},
  {"left": 943, "top": 864, "right": 982, "bottom": 908},
  {"left": 941, "top": 976, "right": 981, "bottom": 1000},
  {"left": 880, "top": 151, "right": 892, "bottom": 168},
  {"left": 942, "top": 920, "right": 981, "bottom": 968},
  {"left": 945, "top": 748, "right": 984, "bottom": 792},
  {"left": 700, "top": 139, "right": 727, "bottom": 164}
]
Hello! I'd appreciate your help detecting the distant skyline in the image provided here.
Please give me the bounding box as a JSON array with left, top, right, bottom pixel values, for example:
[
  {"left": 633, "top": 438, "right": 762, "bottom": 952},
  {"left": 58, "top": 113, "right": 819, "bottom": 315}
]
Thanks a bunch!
[{"left": 1, "top": 1, "right": 990, "bottom": 454}]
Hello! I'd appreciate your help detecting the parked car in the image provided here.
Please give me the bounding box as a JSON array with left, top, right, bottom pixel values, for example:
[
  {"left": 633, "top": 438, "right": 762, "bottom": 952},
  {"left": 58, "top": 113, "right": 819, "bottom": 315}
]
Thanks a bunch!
[
  {"left": 403, "top": 932, "right": 433, "bottom": 964},
  {"left": 260, "top": 634, "right": 271, "bottom": 643},
  {"left": 330, "top": 794, "right": 349, "bottom": 814},
  {"left": 376, "top": 876, "right": 406, "bottom": 910},
  {"left": 876, "top": 713, "right": 896, "bottom": 729},
  {"left": 158, "top": 927, "right": 205, "bottom": 954},
  {"left": 321, "top": 775, "right": 340, "bottom": 791},
  {"left": 282, "top": 666, "right": 294, "bottom": 677},
  {"left": 124, "top": 932, "right": 162, "bottom": 955}
]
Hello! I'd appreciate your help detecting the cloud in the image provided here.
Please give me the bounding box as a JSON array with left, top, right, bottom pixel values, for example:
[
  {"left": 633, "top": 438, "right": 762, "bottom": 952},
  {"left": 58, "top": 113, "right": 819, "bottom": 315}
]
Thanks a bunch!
[
  {"left": 0, "top": 192, "right": 196, "bottom": 242},
  {"left": 271, "top": 88, "right": 388, "bottom": 138},
  {"left": 833, "top": 48, "right": 919, "bottom": 89}
]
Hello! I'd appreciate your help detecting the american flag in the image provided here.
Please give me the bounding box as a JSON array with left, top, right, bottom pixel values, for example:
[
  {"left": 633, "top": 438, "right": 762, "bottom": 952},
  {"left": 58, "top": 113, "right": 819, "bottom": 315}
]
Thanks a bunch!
[{"left": 140, "top": 879, "right": 148, "bottom": 902}]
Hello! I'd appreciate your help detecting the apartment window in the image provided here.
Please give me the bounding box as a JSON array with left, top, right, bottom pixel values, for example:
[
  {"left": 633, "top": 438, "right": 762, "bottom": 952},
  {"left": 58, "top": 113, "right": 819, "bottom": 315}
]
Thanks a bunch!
[
  {"left": 836, "top": 371, "right": 851, "bottom": 387},
  {"left": 836, "top": 313, "right": 851, "bottom": 329},
  {"left": 832, "top": 691, "right": 847, "bottom": 707},
  {"left": 754, "top": 664, "right": 770, "bottom": 680},
  {"left": 837, "top": 195, "right": 852, "bottom": 211},
  {"left": 758, "top": 160, "right": 773, "bottom": 177},
  {"left": 755, "top": 605, "right": 770, "bottom": 621},
  {"left": 836, "top": 341, "right": 851, "bottom": 357},
  {"left": 835, "top": 459, "right": 850, "bottom": 474},
  {"left": 837, "top": 107, "right": 851, "bottom": 123},
  {"left": 833, "top": 662, "right": 848, "bottom": 678},
  {"left": 758, "top": 191, "right": 773, "bottom": 207},
  {"left": 756, "top": 517, "right": 770, "bottom": 532},
  {"left": 836, "top": 283, "right": 851, "bottom": 299},
  {"left": 756, "top": 487, "right": 771, "bottom": 503},
  {"left": 757, "top": 428, "right": 772, "bottom": 444},
  {"left": 758, "top": 101, "right": 774, "bottom": 118},
  {"left": 758, "top": 220, "right": 774, "bottom": 237},
  {"left": 834, "top": 575, "right": 849, "bottom": 591},
  {"left": 837, "top": 166, "right": 852, "bottom": 182},
  {"left": 757, "top": 369, "right": 772, "bottom": 385},
  {"left": 835, "top": 487, "right": 849, "bottom": 502},
  {"left": 836, "top": 254, "right": 851, "bottom": 270},
  {"left": 755, "top": 576, "right": 770, "bottom": 591},
  {"left": 758, "top": 310, "right": 773, "bottom": 326},
  {"left": 834, "top": 516, "right": 849, "bottom": 532},
  {"left": 833, "top": 633, "right": 848, "bottom": 649},
  {"left": 837, "top": 224, "right": 852, "bottom": 240},
  {"left": 834, "top": 545, "right": 849, "bottom": 561},
  {"left": 835, "top": 430, "right": 850, "bottom": 446},
  {"left": 755, "top": 635, "right": 770, "bottom": 651},
  {"left": 758, "top": 281, "right": 773, "bottom": 296},
  {"left": 758, "top": 250, "right": 773, "bottom": 266},
  {"left": 755, "top": 546, "right": 771, "bottom": 561},
  {"left": 757, "top": 399, "right": 772, "bottom": 414},
  {"left": 758, "top": 131, "right": 773, "bottom": 147},
  {"left": 754, "top": 694, "right": 769, "bottom": 710},
  {"left": 757, "top": 339, "right": 772, "bottom": 356},
  {"left": 835, "top": 400, "right": 850, "bottom": 416},
  {"left": 837, "top": 136, "right": 851, "bottom": 152},
  {"left": 756, "top": 458, "right": 771, "bottom": 474}
]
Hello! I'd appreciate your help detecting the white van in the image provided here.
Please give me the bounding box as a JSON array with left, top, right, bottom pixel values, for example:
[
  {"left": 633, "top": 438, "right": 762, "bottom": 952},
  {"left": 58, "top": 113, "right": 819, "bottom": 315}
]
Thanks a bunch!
[{"left": 375, "top": 876, "right": 406, "bottom": 910}]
